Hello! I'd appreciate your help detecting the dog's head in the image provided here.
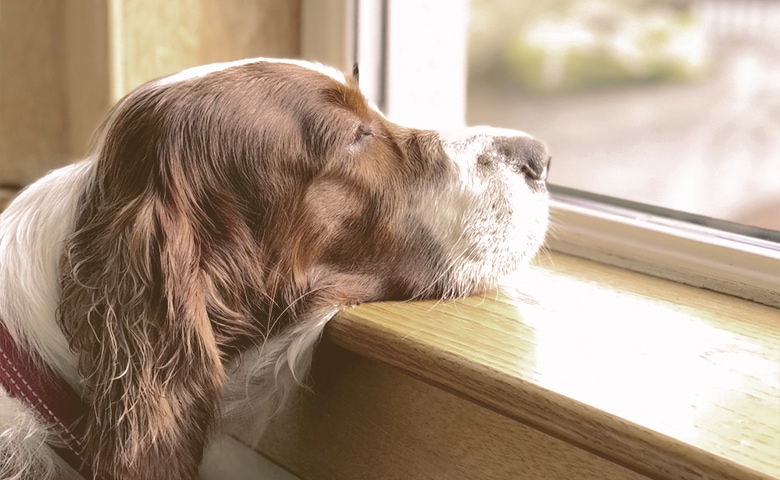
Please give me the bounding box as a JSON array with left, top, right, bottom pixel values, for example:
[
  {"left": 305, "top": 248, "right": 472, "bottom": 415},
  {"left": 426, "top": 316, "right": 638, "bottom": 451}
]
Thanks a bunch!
[{"left": 58, "top": 58, "right": 549, "bottom": 477}]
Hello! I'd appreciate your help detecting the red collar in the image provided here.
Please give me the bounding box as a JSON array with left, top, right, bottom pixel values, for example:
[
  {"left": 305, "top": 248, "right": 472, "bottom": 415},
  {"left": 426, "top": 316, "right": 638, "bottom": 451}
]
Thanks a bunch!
[{"left": 0, "top": 320, "right": 99, "bottom": 479}]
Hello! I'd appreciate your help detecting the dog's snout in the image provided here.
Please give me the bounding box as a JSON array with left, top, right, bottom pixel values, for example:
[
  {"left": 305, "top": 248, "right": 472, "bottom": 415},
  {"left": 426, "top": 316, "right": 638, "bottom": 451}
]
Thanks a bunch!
[{"left": 494, "top": 136, "right": 550, "bottom": 182}]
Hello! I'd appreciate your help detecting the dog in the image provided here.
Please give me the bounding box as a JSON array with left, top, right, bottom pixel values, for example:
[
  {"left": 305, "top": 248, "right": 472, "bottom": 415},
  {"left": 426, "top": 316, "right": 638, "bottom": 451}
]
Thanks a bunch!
[{"left": 0, "top": 58, "right": 549, "bottom": 479}]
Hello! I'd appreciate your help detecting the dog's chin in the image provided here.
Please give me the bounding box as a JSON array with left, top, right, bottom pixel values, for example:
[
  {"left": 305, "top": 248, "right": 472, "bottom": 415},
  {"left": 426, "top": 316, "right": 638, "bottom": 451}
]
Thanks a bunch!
[
  {"left": 397, "top": 217, "right": 548, "bottom": 302},
  {"left": 437, "top": 242, "right": 546, "bottom": 299},
  {"left": 411, "top": 177, "right": 549, "bottom": 300}
]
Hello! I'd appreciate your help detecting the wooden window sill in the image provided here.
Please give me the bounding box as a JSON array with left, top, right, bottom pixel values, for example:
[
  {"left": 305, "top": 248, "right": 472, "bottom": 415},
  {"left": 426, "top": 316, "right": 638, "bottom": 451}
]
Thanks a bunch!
[{"left": 243, "top": 252, "right": 779, "bottom": 480}]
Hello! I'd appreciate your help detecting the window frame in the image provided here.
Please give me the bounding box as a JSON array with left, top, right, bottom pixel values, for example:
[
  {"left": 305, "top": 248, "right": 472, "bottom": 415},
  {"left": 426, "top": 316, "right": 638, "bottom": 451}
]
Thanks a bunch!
[
  {"left": 549, "top": 186, "right": 780, "bottom": 306},
  {"left": 301, "top": 0, "right": 780, "bottom": 308}
]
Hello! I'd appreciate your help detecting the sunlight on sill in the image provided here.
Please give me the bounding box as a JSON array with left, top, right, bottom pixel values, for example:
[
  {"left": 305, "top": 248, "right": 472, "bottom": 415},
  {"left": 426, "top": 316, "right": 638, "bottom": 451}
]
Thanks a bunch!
[
  {"left": 329, "top": 251, "right": 780, "bottom": 479},
  {"left": 502, "top": 255, "right": 779, "bottom": 468}
]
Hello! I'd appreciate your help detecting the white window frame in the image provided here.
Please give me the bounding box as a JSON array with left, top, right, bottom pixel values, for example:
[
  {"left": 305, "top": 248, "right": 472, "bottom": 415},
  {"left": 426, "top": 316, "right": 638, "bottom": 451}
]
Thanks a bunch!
[{"left": 301, "top": 0, "right": 780, "bottom": 307}]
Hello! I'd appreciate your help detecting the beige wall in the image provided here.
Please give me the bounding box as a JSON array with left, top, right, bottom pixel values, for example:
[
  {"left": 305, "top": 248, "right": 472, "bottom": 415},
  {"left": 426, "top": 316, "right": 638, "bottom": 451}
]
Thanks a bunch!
[
  {"left": 1, "top": 0, "right": 74, "bottom": 186},
  {"left": 114, "top": 0, "right": 301, "bottom": 102},
  {"left": 0, "top": 0, "right": 300, "bottom": 189}
]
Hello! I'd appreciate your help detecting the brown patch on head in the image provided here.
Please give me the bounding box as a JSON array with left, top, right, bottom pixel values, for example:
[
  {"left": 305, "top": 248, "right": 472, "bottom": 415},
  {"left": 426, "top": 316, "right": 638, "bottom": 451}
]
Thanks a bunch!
[
  {"left": 56, "top": 57, "right": 548, "bottom": 477},
  {"left": 57, "top": 59, "right": 459, "bottom": 477}
]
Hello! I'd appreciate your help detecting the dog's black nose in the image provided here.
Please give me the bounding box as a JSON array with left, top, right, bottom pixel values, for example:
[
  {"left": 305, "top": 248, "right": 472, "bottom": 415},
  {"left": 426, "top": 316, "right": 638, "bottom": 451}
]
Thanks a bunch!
[{"left": 493, "top": 136, "right": 550, "bottom": 182}]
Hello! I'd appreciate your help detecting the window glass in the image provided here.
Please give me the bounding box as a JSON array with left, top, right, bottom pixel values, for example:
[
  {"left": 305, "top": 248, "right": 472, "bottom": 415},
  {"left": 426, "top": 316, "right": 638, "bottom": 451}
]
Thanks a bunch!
[{"left": 467, "top": 0, "right": 780, "bottom": 232}]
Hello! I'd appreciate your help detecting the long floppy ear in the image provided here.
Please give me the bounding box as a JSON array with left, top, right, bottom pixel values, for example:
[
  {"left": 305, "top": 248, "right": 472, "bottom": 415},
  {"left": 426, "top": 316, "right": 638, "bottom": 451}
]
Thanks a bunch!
[
  {"left": 57, "top": 88, "right": 270, "bottom": 478},
  {"left": 59, "top": 187, "right": 225, "bottom": 479}
]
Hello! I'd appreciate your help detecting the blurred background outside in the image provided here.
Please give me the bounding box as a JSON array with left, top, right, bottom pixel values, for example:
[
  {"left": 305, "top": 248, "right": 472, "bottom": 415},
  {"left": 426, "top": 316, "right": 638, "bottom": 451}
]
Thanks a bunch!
[{"left": 468, "top": 0, "right": 780, "bottom": 231}]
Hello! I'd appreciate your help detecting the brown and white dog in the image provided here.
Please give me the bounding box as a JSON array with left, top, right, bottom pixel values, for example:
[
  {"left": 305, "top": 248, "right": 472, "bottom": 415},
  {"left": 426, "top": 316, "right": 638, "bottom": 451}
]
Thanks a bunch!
[{"left": 0, "top": 58, "right": 549, "bottom": 479}]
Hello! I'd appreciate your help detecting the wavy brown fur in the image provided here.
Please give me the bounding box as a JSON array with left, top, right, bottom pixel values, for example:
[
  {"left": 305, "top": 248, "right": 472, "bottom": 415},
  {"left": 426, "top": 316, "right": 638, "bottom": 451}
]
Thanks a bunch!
[
  {"left": 0, "top": 58, "right": 550, "bottom": 479},
  {"left": 56, "top": 62, "right": 448, "bottom": 478}
]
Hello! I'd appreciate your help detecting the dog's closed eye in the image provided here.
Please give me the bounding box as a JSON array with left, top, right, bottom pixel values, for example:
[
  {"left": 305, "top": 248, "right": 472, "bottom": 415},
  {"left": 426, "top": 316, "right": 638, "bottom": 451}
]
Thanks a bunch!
[{"left": 351, "top": 121, "right": 374, "bottom": 146}]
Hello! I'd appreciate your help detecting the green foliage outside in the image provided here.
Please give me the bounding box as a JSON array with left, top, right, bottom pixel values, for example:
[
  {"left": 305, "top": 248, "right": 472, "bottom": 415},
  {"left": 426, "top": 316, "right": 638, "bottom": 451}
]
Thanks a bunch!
[{"left": 470, "top": 0, "right": 710, "bottom": 93}]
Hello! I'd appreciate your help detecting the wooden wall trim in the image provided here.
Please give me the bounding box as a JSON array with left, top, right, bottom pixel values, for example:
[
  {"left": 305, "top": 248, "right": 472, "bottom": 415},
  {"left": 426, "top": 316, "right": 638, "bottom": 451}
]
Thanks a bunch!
[
  {"left": 1, "top": 0, "right": 300, "bottom": 187},
  {"left": 246, "top": 342, "right": 651, "bottom": 480},
  {"left": 320, "top": 252, "right": 779, "bottom": 480}
]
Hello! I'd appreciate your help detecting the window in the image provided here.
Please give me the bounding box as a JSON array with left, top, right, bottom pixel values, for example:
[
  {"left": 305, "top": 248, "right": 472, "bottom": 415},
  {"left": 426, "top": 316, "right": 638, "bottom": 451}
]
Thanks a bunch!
[
  {"left": 340, "top": 0, "right": 780, "bottom": 306},
  {"left": 467, "top": 0, "right": 780, "bottom": 233}
]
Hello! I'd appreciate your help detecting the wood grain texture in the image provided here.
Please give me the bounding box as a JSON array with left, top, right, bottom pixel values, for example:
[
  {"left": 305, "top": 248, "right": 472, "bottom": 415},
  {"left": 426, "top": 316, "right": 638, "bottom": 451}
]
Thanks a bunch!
[
  {"left": 249, "top": 342, "right": 652, "bottom": 480},
  {"left": 323, "top": 252, "right": 780, "bottom": 480}
]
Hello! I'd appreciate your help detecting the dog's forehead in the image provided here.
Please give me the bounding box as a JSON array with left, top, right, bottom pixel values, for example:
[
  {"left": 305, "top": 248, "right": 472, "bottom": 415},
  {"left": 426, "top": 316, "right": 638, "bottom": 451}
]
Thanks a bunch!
[{"left": 155, "top": 57, "right": 349, "bottom": 87}]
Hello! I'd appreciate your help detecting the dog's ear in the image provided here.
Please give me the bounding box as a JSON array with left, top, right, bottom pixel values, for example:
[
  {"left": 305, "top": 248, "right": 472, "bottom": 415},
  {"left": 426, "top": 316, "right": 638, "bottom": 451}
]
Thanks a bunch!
[
  {"left": 59, "top": 190, "right": 225, "bottom": 478},
  {"left": 58, "top": 92, "right": 268, "bottom": 478}
]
